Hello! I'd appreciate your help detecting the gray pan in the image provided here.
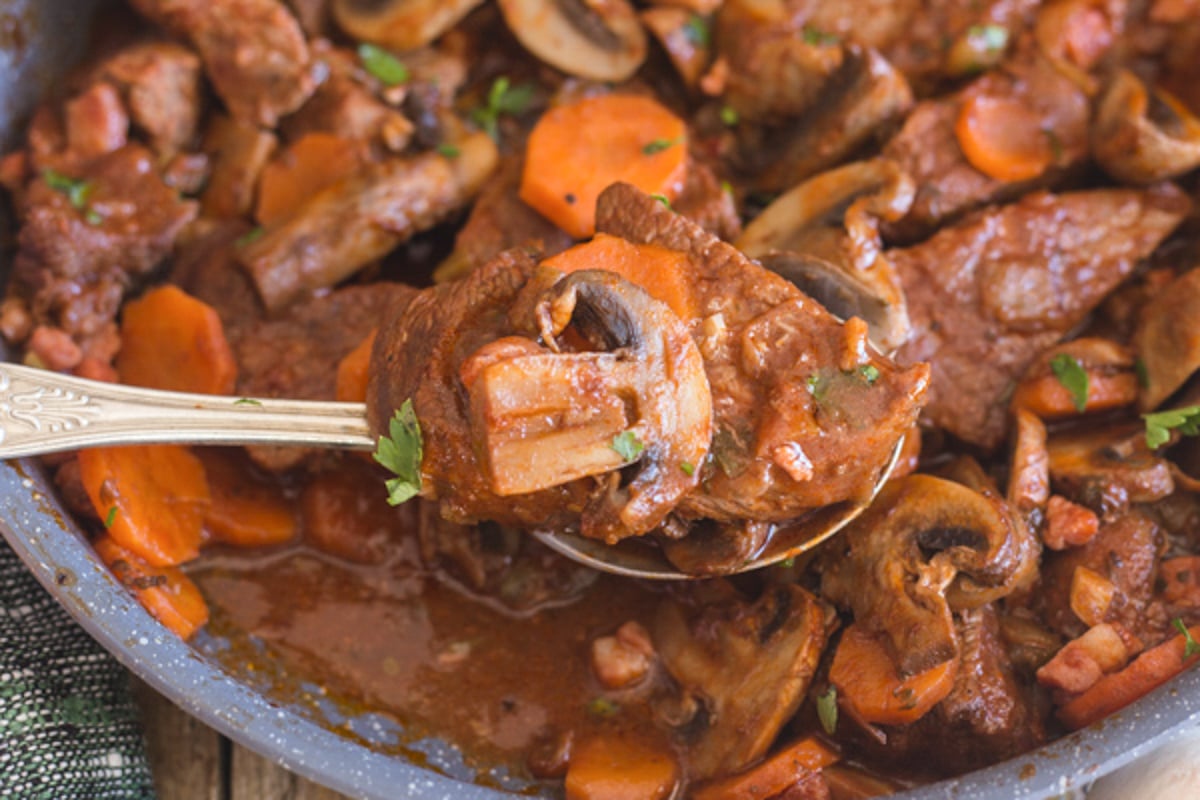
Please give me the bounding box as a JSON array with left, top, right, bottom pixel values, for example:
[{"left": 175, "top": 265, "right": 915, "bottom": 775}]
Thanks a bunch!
[{"left": 1, "top": 2, "right": 1198, "bottom": 797}]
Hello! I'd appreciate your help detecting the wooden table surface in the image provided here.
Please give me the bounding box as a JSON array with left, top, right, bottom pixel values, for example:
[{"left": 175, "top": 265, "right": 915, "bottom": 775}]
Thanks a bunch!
[{"left": 132, "top": 677, "right": 352, "bottom": 800}]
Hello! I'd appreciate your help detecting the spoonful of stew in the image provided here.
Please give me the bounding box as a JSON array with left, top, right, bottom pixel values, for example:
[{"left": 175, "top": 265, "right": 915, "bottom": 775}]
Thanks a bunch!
[{"left": 0, "top": 184, "right": 928, "bottom": 579}]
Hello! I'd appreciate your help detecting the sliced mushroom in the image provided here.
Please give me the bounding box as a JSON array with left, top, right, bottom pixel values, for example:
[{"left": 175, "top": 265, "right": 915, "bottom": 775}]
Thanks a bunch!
[
  {"left": 468, "top": 268, "right": 712, "bottom": 543},
  {"left": 1093, "top": 69, "right": 1200, "bottom": 185},
  {"left": 1133, "top": 267, "right": 1200, "bottom": 411},
  {"left": 821, "top": 473, "right": 1036, "bottom": 675},
  {"left": 656, "top": 517, "right": 770, "bottom": 576},
  {"left": 1007, "top": 407, "right": 1050, "bottom": 527},
  {"left": 653, "top": 584, "right": 835, "bottom": 780},
  {"left": 498, "top": 0, "right": 647, "bottom": 82},
  {"left": 332, "top": 0, "right": 486, "bottom": 52},
  {"left": 640, "top": 7, "right": 712, "bottom": 88},
  {"left": 737, "top": 159, "right": 913, "bottom": 353},
  {"left": 1047, "top": 423, "right": 1175, "bottom": 516}
]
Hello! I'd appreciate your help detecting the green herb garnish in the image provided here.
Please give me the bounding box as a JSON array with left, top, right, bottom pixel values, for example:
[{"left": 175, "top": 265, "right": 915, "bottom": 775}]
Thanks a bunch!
[
  {"left": 816, "top": 686, "right": 838, "bottom": 735},
  {"left": 719, "top": 105, "right": 739, "bottom": 126},
  {"left": 802, "top": 27, "right": 840, "bottom": 46},
  {"left": 642, "top": 137, "right": 679, "bottom": 155},
  {"left": 104, "top": 506, "right": 117, "bottom": 529},
  {"left": 1174, "top": 618, "right": 1200, "bottom": 658},
  {"left": 680, "top": 461, "right": 695, "bottom": 476},
  {"left": 650, "top": 193, "right": 671, "bottom": 209},
  {"left": 683, "top": 14, "right": 710, "bottom": 47},
  {"left": 236, "top": 227, "right": 265, "bottom": 247},
  {"left": 967, "top": 24, "right": 1009, "bottom": 53},
  {"left": 472, "top": 76, "right": 535, "bottom": 139},
  {"left": 611, "top": 430, "right": 645, "bottom": 462},
  {"left": 1050, "top": 353, "right": 1089, "bottom": 412},
  {"left": 1134, "top": 357, "right": 1150, "bottom": 389},
  {"left": 1043, "top": 127, "right": 1064, "bottom": 161},
  {"left": 374, "top": 399, "right": 424, "bottom": 505},
  {"left": 358, "top": 43, "right": 409, "bottom": 86},
  {"left": 1143, "top": 405, "right": 1200, "bottom": 449},
  {"left": 437, "top": 143, "right": 461, "bottom": 158},
  {"left": 857, "top": 364, "right": 881, "bottom": 385},
  {"left": 233, "top": 397, "right": 262, "bottom": 406},
  {"left": 587, "top": 697, "right": 619, "bottom": 717},
  {"left": 43, "top": 169, "right": 92, "bottom": 209}
]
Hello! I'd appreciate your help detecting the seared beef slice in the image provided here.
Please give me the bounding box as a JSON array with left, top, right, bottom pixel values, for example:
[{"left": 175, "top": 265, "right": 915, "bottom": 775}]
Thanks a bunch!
[{"left": 891, "top": 186, "right": 1190, "bottom": 450}]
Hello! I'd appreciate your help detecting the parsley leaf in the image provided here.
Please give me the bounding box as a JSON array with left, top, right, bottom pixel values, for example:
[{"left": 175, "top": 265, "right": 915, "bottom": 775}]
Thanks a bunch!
[
  {"left": 104, "top": 506, "right": 118, "bottom": 529},
  {"left": 236, "top": 227, "right": 265, "bottom": 247},
  {"left": 43, "top": 169, "right": 92, "bottom": 209},
  {"left": 1174, "top": 618, "right": 1200, "bottom": 658},
  {"left": 1050, "top": 353, "right": 1089, "bottom": 413},
  {"left": 611, "top": 430, "right": 645, "bottom": 462},
  {"left": 437, "top": 143, "right": 461, "bottom": 158},
  {"left": 680, "top": 461, "right": 695, "bottom": 477},
  {"left": 857, "top": 364, "right": 881, "bottom": 385},
  {"left": 650, "top": 193, "right": 671, "bottom": 209},
  {"left": 233, "top": 397, "right": 262, "bottom": 406},
  {"left": 358, "top": 43, "right": 409, "bottom": 86},
  {"left": 1134, "top": 357, "right": 1149, "bottom": 389},
  {"left": 472, "top": 76, "right": 535, "bottom": 139},
  {"left": 816, "top": 686, "right": 838, "bottom": 735},
  {"left": 967, "top": 23, "right": 1009, "bottom": 52},
  {"left": 719, "top": 105, "right": 740, "bottom": 126},
  {"left": 1143, "top": 405, "right": 1200, "bottom": 449},
  {"left": 374, "top": 399, "right": 424, "bottom": 505},
  {"left": 802, "top": 27, "right": 840, "bottom": 46},
  {"left": 683, "top": 14, "right": 710, "bottom": 47},
  {"left": 587, "top": 697, "right": 619, "bottom": 717},
  {"left": 642, "top": 137, "right": 679, "bottom": 155}
]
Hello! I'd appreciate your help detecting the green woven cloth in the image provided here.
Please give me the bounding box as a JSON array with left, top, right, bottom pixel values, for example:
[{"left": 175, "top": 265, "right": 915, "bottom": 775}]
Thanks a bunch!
[{"left": 0, "top": 539, "right": 156, "bottom": 799}]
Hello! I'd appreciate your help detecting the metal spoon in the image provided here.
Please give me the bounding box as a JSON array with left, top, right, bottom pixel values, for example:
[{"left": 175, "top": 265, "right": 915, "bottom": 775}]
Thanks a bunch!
[{"left": 0, "top": 362, "right": 899, "bottom": 580}]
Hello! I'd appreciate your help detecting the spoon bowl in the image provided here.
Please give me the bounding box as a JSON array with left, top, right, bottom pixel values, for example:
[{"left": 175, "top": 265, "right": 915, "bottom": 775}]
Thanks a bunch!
[{"left": 0, "top": 362, "right": 900, "bottom": 579}]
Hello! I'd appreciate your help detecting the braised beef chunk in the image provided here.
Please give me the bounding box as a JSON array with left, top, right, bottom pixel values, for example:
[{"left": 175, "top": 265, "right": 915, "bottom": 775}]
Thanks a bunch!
[
  {"left": 891, "top": 185, "right": 1190, "bottom": 450},
  {"left": 128, "top": 0, "right": 314, "bottom": 127},
  {"left": 93, "top": 40, "right": 205, "bottom": 155},
  {"left": 9, "top": 144, "right": 197, "bottom": 356},
  {"left": 1039, "top": 511, "right": 1163, "bottom": 640},
  {"left": 234, "top": 282, "right": 416, "bottom": 471},
  {"left": 597, "top": 184, "right": 929, "bottom": 524}
]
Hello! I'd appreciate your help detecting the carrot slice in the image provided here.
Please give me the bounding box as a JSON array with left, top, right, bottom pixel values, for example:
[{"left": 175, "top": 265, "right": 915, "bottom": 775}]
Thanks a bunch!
[
  {"left": 564, "top": 736, "right": 679, "bottom": 800},
  {"left": 78, "top": 445, "right": 210, "bottom": 567},
  {"left": 336, "top": 328, "right": 377, "bottom": 403},
  {"left": 196, "top": 449, "right": 297, "bottom": 548},
  {"left": 300, "top": 458, "right": 410, "bottom": 565},
  {"left": 955, "top": 94, "right": 1054, "bottom": 182},
  {"left": 692, "top": 737, "right": 840, "bottom": 800},
  {"left": 1058, "top": 623, "right": 1200, "bottom": 730},
  {"left": 829, "top": 623, "right": 958, "bottom": 726},
  {"left": 255, "top": 132, "right": 362, "bottom": 226},
  {"left": 541, "top": 234, "right": 696, "bottom": 320},
  {"left": 116, "top": 285, "right": 237, "bottom": 395},
  {"left": 520, "top": 94, "right": 688, "bottom": 239},
  {"left": 94, "top": 535, "right": 209, "bottom": 640}
]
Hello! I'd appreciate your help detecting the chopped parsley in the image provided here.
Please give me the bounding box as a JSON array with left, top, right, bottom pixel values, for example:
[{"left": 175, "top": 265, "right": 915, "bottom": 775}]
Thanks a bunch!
[
  {"left": 720, "top": 179, "right": 734, "bottom": 196},
  {"left": 472, "top": 76, "right": 535, "bottom": 139},
  {"left": 857, "top": 364, "right": 881, "bottom": 385},
  {"left": 642, "top": 137, "right": 680, "bottom": 155},
  {"left": 236, "top": 227, "right": 265, "bottom": 247},
  {"left": 1043, "top": 127, "right": 1064, "bottom": 161},
  {"left": 1049, "top": 353, "right": 1089, "bottom": 413},
  {"left": 683, "top": 14, "right": 710, "bottom": 47},
  {"left": 357, "top": 43, "right": 409, "bottom": 86},
  {"left": 1143, "top": 405, "right": 1200, "bottom": 449},
  {"left": 719, "top": 105, "right": 740, "bottom": 126},
  {"left": 1174, "top": 618, "right": 1200, "bottom": 658},
  {"left": 966, "top": 24, "right": 1009, "bottom": 53},
  {"left": 816, "top": 686, "right": 838, "bottom": 735},
  {"left": 233, "top": 397, "right": 262, "bottom": 406},
  {"left": 587, "top": 697, "right": 620, "bottom": 717},
  {"left": 680, "top": 461, "right": 695, "bottom": 476},
  {"left": 374, "top": 399, "right": 424, "bottom": 505},
  {"left": 802, "top": 27, "right": 840, "bottom": 46},
  {"left": 611, "top": 430, "right": 645, "bottom": 462},
  {"left": 437, "top": 143, "right": 461, "bottom": 158},
  {"left": 650, "top": 193, "right": 672, "bottom": 209},
  {"left": 43, "top": 168, "right": 92, "bottom": 208},
  {"left": 84, "top": 208, "right": 104, "bottom": 226},
  {"left": 104, "top": 506, "right": 118, "bottom": 529},
  {"left": 1134, "top": 357, "right": 1150, "bottom": 389}
]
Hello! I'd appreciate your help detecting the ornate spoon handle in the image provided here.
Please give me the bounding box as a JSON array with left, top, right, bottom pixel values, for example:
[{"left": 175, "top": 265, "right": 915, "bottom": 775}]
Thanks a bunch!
[{"left": 0, "top": 363, "right": 374, "bottom": 458}]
